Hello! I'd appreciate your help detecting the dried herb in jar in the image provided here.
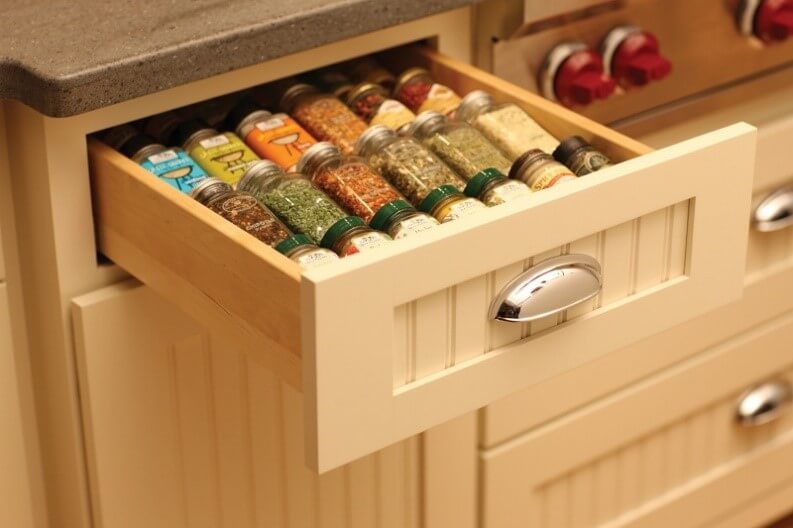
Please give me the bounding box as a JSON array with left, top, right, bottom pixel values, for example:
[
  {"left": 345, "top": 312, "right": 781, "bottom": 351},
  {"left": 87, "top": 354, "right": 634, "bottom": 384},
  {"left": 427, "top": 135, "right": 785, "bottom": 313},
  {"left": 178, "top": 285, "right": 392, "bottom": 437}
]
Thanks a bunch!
[
  {"left": 552, "top": 135, "right": 613, "bottom": 176},
  {"left": 237, "top": 160, "right": 350, "bottom": 244},
  {"left": 394, "top": 68, "right": 462, "bottom": 117},
  {"left": 280, "top": 83, "right": 367, "bottom": 155},
  {"left": 408, "top": 111, "right": 512, "bottom": 180},
  {"left": 297, "top": 142, "right": 405, "bottom": 225},
  {"left": 356, "top": 125, "right": 465, "bottom": 207},
  {"left": 509, "top": 149, "right": 577, "bottom": 191},
  {"left": 346, "top": 83, "right": 416, "bottom": 131},
  {"left": 456, "top": 90, "right": 559, "bottom": 159}
]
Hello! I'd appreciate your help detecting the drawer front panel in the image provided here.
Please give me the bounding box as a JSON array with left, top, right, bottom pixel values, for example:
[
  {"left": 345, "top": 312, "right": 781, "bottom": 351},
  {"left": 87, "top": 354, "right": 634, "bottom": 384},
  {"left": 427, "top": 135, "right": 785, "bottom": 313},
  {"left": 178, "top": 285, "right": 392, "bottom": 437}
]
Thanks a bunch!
[
  {"left": 482, "top": 312, "right": 793, "bottom": 528},
  {"left": 89, "top": 47, "right": 756, "bottom": 472},
  {"left": 72, "top": 282, "right": 422, "bottom": 528}
]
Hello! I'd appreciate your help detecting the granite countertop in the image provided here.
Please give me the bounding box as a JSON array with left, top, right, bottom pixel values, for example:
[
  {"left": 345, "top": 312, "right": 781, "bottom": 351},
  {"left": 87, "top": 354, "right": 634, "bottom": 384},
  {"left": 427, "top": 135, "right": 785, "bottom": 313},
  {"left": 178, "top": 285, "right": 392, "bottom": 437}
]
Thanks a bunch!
[{"left": 1, "top": 0, "right": 476, "bottom": 118}]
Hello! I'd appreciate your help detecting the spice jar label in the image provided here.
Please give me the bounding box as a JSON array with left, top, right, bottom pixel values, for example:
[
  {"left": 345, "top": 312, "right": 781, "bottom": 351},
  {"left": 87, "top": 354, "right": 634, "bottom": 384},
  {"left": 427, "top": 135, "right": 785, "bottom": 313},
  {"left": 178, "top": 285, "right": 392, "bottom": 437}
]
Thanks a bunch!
[
  {"left": 207, "top": 194, "right": 291, "bottom": 247},
  {"left": 391, "top": 214, "right": 439, "bottom": 239},
  {"left": 189, "top": 134, "right": 260, "bottom": 185},
  {"left": 569, "top": 151, "right": 612, "bottom": 176},
  {"left": 418, "top": 84, "right": 462, "bottom": 116},
  {"left": 438, "top": 198, "right": 486, "bottom": 223},
  {"left": 343, "top": 231, "right": 391, "bottom": 256},
  {"left": 529, "top": 167, "right": 577, "bottom": 191},
  {"left": 247, "top": 113, "right": 317, "bottom": 171},
  {"left": 199, "top": 134, "right": 231, "bottom": 148},
  {"left": 141, "top": 149, "right": 208, "bottom": 193},
  {"left": 487, "top": 180, "right": 532, "bottom": 205},
  {"left": 294, "top": 249, "right": 339, "bottom": 268}
]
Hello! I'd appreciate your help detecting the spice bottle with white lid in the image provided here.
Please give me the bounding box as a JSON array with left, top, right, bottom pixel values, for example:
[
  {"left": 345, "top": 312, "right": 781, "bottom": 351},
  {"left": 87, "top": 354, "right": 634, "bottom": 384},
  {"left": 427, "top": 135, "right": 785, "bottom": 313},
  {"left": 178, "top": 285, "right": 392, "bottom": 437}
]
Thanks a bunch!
[{"left": 456, "top": 90, "right": 560, "bottom": 159}]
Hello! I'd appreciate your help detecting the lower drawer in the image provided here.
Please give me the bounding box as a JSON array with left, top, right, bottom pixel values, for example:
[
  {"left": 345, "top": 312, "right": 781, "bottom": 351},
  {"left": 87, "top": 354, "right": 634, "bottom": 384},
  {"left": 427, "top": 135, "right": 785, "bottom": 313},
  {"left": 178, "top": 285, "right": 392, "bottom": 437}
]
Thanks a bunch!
[{"left": 481, "top": 311, "right": 793, "bottom": 528}]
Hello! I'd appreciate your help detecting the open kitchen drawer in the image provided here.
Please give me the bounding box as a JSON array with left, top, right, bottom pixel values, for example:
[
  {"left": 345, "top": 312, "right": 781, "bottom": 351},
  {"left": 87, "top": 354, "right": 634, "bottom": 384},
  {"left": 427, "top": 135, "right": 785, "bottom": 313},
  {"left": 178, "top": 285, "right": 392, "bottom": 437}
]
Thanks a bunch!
[{"left": 86, "top": 46, "right": 756, "bottom": 472}]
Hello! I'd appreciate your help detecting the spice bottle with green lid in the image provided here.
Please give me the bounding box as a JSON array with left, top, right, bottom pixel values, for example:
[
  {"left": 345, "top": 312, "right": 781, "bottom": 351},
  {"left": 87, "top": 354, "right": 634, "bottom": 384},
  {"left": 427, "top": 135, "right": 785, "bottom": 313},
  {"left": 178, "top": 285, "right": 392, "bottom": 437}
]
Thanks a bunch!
[
  {"left": 369, "top": 199, "right": 439, "bottom": 239},
  {"left": 346, "top": 83, "right": 416, "bottom": 132},
  {"left": 296, "top": 142, "right": 406, "bottom": 225},
  {"left": 407, "top": 111, "right": 513, "bottom": 181},
  {"left": 463, "top": 167, "right": 532, "bottom": 207},
  {"left": 509, "top": 149, "right": 578, "bottom": 191},
  {"left": 356, "top": 125, "right": 466, "bottom": 207},
  {"left": 552, "top": 135, "right": 613, "bottom": 176},
  {"left": 226, "top": 100, "right": 317, "bottom": 172},
  {"left": 419, "top": 184, "right": 486, "bottom": 223},
  {"left": 321, "top": 216, "right": 391, "bottom": 257},
  {"left": 280, "top": 83, "right": 367, "bottom": 155},
  {"left": 275, "top": 233, "right": 339, "bottom": 269},
  {"left": 176, "top": 119, "right": 260, "bottom": 186},
  {"left": 456, "top": 90, "right": 560, "bottom": 159},
  {"left": 394, "top": 68, "right": 462, "bottom": 117},
  {"left": 237, "top": 160, "right": 350, "bottom": 244},
  {"left": 121, "top": 133, "right": 208, "bottom": 194}
]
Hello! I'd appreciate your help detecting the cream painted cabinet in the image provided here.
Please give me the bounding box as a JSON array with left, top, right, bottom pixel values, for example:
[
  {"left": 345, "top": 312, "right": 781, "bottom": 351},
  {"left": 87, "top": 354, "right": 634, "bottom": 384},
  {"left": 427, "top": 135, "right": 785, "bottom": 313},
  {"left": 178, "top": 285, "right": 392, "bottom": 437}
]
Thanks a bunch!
[{"left": 72, "top": 281, "right": 422, "bottom": 528}]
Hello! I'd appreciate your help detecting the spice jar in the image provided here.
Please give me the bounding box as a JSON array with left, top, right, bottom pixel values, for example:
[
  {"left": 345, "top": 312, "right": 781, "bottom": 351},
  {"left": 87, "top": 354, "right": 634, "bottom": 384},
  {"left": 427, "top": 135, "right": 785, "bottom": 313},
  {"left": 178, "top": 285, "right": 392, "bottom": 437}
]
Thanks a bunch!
[
  {"left": 190, "top": 178, "right": 293, "bottom": 247},
  {"left": 346, "top": 83, "right": 416, "bottom": 131},
  {"left": 280, "top": 83, "right": 368, "bottom": 155},
  {"left": 297, "top": 142, "right": 406, "bottom": 225},
  {"left": 305, "top": 68, "right": 356, "bottom": 100},
  {"left": 100, "top": 124, "right": 139, "bottom": 151},
  {"left": 408, "top": 111, "right": 512, "bottom": 181},
  {"left": 356, "top": 124, "right": 465, "bottom": 206},
  {"left": 456, "top": 90, "right": 560, "bottom": 159},
  {"left": 122, "top": 134, "right": 208, "bottom": 194},
  {"left": 393, "top": 68, "right": 462, "bottom": 117},
  {"left": 369, "top": 199, "right": 439, "bottom": 239},
  {"left": 237, "top": 160, "right": 350, "bottom": 244},
  {"left": 176, "top": 119, "right": 260, "bottom": 186},
  {"left": 419, "top": 184, "right": 486, "bottom": 223},
  {"left": 463, "top": 167, "right": 532, "bottom": 207},
  {"left": 509, "top": 149, "right": 578, "bottom": 191},
  {"left": 348, "top": 57, "right": 396, "bottom": 91},
  {"left": 275, "top": 233, "right": 339, "bottom": 269},
  {"left": 322, "top": 216, "right": 391, "bottom": 257},
  {"left": 227, "top": 100, "right": 317, "bottom": 172},
  {"left": 143, "top": 110, "right": 184, "bottom": 145},
  {"left": 552, "top": 135, "right": 613, "bottom": 176}
]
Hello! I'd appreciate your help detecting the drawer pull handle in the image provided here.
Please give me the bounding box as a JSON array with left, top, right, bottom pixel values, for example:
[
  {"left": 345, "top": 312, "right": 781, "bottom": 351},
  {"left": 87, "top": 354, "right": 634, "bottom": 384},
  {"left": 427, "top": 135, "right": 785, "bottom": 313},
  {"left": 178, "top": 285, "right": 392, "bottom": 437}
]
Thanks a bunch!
[
  {"left": 489, "top": 254, "right": 602, "bottom": 323},
  {"left": 736, "top": 381, "right": 793, "bottom": 426},
  {"left": 753, "top": 187, "right": 793, "bottom": 232}
]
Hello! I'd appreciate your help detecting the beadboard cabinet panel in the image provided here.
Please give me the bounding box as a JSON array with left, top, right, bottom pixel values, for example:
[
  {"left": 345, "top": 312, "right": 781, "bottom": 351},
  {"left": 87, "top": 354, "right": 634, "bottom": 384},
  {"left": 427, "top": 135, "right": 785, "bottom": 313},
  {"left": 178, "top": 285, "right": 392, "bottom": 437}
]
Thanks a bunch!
[
  {"left": 72, "top": 281, "right": 421, "bottom": 528},
  {"left": 482, "top": 309, "right": 793, "bottom": 528}
]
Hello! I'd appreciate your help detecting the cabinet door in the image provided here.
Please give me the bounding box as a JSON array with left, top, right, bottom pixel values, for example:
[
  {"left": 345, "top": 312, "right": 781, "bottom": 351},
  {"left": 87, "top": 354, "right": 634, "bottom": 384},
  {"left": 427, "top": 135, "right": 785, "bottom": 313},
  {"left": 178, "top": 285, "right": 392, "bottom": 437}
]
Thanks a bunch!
[
  {"left": 72, "top": 281, "right": 422, "bottom": 528},
  {"left": 0, "top": 285, "right": 38, "bottom": 528}
]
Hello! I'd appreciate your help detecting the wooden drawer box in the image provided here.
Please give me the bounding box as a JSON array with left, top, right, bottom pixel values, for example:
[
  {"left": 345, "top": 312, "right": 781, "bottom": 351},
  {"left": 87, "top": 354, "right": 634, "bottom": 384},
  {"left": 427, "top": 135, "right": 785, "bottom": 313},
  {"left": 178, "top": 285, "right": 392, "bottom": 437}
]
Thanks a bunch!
[
  {"left": 482, "top": 311, "right": 793, "bottom": 528},
  {"left": 87, "top": 47, "right": 755, "bottom": 472}
]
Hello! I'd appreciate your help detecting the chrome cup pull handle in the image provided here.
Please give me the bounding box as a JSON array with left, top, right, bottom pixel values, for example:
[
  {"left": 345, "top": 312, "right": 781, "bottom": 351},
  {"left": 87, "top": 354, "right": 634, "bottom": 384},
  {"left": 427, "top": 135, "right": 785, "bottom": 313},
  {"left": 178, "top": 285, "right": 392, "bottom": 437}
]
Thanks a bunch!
[
  {"left": 489, "top": 254, "right": 602, "bottom": 323},
  {"left": 736, "top": 380, "right": 793, "bottom": 427},
  {"left": 753, "top": 186, "right": 793, "bottom": 232}
]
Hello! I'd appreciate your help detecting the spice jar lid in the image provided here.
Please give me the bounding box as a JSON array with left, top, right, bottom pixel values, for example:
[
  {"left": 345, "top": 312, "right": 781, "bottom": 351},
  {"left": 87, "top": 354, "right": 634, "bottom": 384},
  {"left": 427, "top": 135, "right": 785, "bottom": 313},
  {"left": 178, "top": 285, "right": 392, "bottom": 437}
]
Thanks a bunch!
[
  {"left": 275, "top": 233, "right": 314, "bottom": 256},
  {"left": 345, "top": 82, "right": 389, "bottom": 106},
  {"left": 354, "top": 124, "right": 396, "bottom": 158},
  {"left": 463, "top": 168, "right": 506, "bottom": 198},
  {"left": 100, "top": 124, "right": 140, "bottom": 151},
  {"left": 369, "top": 199, "right": 414, "bottom": 231},
  {"left": 279, "top": 83, "right": 320, "bottom": 113},
  {"left": 418, "top": 184, "right": 462, "bottom": 214},
  {"left": 552, "top": 135, "right": 591, "bottom": 165},
  {"left": 296, "top": 141, "right": 341, "bottom": 177},
  {"left": 144, "top": 111, "right": 184, "bottom": 146},
  {"left": 508, "top": 148, "right": 550, "bottom": 180},
  {"left": 237, "top": 159, "right": 282, "bottom": 191},
  {"left": 455, "top": 90, "right": 494, "bottom": 123},
  {"left": 393, "top": 67, "right": 432, "bottom": 95},
  {"left": 175, "top": 118, "right": 215, "bottom": 149},
  {"left": 190, "top": 177, "right": 233, "bottom": 204},
  {"left": 320, "top": 216, "right": 366, "bottom": 249},
  {"left": 404, "top": 110, "right": 446, "bottom": 138},
  {"left": 226, "top": 100, "right": 272, "bottom": 138},
  {"left": 121, "top": 133, "right": 159, "bottom": 158}
]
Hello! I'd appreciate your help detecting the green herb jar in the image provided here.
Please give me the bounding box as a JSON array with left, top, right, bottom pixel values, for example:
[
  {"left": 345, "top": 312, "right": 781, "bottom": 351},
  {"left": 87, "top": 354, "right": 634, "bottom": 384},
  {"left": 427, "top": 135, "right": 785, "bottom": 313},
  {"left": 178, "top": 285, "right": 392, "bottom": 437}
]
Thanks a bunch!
[{"left": 407, "top": 111, "right": 512, "bottom": 181}]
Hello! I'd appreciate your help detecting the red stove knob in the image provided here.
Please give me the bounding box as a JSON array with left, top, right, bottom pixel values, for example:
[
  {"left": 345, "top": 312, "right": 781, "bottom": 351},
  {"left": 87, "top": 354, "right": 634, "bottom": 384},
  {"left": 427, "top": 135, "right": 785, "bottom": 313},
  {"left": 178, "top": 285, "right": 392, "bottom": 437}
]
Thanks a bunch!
[
  {"left": 539, "top": 42, "right": 616, "bottom": 107},
  {"left": 601, "top": 26, "right": 672, "bottom": 88},
  {"left": 739, "top": 0, "right": 793, "bottom": 43}
]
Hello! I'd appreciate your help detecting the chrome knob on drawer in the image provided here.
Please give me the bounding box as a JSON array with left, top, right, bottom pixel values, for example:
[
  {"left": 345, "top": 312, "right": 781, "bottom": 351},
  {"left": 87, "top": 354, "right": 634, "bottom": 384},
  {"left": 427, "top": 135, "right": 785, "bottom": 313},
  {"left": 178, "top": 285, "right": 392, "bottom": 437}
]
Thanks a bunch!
[
  {"left": 753, "top": 186, "right": 793, "bottom": 232},
  {"left": 736, "top": 380, "right": 793, "bottom": 426},
  {"left": 489, "top": 254, "right": 602, "bottom": 323}
]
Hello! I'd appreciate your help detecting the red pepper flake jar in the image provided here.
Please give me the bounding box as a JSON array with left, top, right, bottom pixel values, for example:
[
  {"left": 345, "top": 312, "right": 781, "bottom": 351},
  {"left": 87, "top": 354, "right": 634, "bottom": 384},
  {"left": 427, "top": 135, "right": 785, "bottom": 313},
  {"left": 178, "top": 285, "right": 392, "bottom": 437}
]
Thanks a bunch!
[
  {"left": 227, "top": 100, "right": 317, "bottom": 172},
  {"left": 393, "top": 67, "right": 462, "bottom": 117},
  {"left": 297, "top": 141, "right": 406, "bottom": 225},
  {"left": 280, "top": 83, "right": 368, "bottom": 155},
  {"left": 346, "top": 83, "right": 416, "bottom": 132}
]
